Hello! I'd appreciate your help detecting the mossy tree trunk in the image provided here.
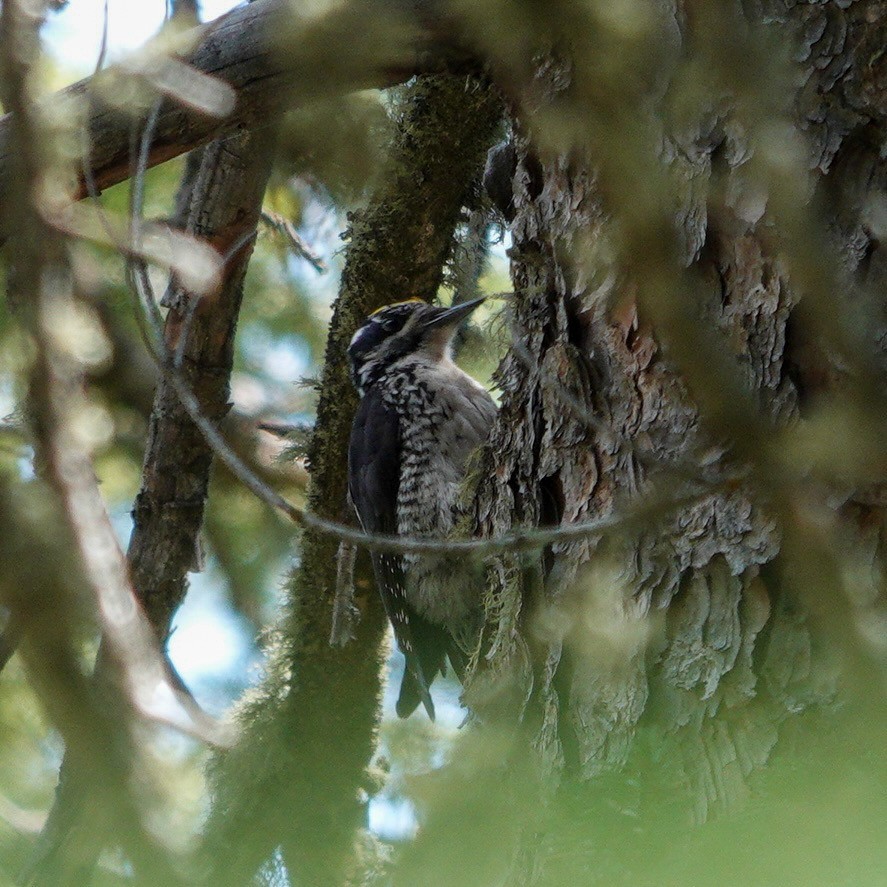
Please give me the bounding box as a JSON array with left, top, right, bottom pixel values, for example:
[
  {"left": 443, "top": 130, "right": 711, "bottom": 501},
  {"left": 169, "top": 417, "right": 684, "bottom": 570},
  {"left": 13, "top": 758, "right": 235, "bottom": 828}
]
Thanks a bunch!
[{"left": 203, "top": 73, "right": 501, "bottom": 886}]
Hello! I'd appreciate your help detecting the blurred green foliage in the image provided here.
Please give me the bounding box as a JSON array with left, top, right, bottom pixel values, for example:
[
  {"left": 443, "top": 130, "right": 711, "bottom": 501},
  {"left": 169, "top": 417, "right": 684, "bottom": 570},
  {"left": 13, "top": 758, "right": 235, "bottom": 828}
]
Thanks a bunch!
[{"left": 1, "top": 1, "right": 886, "bottom": 885}]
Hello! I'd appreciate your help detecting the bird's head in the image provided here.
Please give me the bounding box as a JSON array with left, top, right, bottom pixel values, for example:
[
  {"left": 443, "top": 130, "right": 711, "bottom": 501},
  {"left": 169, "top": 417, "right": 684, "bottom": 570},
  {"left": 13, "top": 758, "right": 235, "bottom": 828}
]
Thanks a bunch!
[{"left": 347, "top": 297, "right": 485, "bottom": 395}]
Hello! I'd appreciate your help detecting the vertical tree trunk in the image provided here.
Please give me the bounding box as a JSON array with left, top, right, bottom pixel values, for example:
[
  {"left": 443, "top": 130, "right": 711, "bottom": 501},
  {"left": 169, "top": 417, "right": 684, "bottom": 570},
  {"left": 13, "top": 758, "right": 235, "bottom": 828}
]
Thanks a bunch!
[
  {"left": 203, "top": 73, "right": 501, "bottom": 886},
  {"left": 462, "top": 0, "right": 887, "bottom": 860}
]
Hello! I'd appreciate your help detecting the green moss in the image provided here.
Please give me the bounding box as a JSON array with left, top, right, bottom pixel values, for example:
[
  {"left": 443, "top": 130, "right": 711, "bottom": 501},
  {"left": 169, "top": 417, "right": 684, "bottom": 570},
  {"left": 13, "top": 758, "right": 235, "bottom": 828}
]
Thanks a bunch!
[{"left": 203, "top": 73, "right": 502, "bottom": 885}]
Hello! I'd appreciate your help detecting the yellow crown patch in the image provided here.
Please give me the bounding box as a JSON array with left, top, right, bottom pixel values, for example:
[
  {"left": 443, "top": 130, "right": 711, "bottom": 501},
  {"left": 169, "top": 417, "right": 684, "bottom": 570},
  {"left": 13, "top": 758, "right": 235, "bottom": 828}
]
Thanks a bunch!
[{"left": 369, "top": 298, "right": 426, "bottom": 317}]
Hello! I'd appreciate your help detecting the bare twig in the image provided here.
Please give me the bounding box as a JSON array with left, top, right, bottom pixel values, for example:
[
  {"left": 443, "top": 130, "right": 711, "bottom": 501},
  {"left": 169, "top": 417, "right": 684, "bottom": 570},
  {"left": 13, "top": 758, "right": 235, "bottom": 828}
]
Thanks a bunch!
[
  {"left": 261, "top": 210, "right": 328, "bottom": 273},
  {"left": 509, "top": 333, "right": 608, "bottom": 436},
  {"left": 257, "top": 420, "right": 312, "bottom": 438},
  {"left": 94, "top": 0, "right": 109, "bottom": 74}
]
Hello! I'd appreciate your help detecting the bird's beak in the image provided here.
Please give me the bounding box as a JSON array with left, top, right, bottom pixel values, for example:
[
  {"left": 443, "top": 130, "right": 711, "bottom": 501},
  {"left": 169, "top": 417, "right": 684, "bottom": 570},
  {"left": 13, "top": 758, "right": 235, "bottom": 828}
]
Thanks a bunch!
[{"left": 421, "top": 297, "right": 486, "bottom": 331}]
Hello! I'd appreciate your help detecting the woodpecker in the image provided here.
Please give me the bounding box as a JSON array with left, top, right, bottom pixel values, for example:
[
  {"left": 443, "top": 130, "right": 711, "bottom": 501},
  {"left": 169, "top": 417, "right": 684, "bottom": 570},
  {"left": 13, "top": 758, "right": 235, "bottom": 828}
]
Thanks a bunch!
[{"left": 347, "top": 297, "right": 496, "bottom": 719}]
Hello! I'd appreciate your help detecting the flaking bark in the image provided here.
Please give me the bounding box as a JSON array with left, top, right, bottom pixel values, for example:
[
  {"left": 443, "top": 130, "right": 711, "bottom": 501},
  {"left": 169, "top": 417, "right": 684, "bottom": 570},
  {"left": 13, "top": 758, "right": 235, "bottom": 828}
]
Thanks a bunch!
[{"left": 464, "top": 0, "right": 887, "bottom": 865}]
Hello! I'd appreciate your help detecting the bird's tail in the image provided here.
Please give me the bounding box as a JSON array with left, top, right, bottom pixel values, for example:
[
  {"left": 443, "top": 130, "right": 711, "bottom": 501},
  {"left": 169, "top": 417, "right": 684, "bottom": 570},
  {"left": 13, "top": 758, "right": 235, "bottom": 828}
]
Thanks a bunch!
[
  {"left": 397, "top": 655, "right": 436, "bottom": 720},
  {"left": 396, "top": 612, "right": 456, "bottom": 719},
  {"left": 396, "top": 639, "right": 470, "bottom": 719}
]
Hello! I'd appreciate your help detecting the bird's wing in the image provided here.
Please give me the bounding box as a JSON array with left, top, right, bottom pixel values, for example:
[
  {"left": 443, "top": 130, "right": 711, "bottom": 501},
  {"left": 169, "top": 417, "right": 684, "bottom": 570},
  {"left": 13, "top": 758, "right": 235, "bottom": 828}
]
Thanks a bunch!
[
  {"left": 348, "top": 388, "right": 443, "bottom": 719},
  {"left": 441, "top": 377, "right": 497, "bottom": 470}
]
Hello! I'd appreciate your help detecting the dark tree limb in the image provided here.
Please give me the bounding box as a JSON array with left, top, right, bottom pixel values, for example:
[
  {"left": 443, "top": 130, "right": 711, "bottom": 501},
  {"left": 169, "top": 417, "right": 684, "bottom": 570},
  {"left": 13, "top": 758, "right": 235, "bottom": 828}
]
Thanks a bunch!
[
  {"left": 0, "top": 0, "right": 475, "bottom": 246},
  {"left": 129, "top": 128, "right": 279, "bottom": 635}
]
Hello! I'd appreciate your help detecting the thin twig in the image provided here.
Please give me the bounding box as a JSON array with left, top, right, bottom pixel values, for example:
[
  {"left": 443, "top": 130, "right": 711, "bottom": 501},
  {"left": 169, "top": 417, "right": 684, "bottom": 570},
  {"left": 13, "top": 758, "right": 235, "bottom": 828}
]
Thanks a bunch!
[
  {"left": 257, "top": 420, "right": 311, "bottom": 438},
  {"left": 95, "top": 0, "right": 109, "bottom": 74},
  {"left": 260, "top": 209, "right": 328, "bottom": 273}
]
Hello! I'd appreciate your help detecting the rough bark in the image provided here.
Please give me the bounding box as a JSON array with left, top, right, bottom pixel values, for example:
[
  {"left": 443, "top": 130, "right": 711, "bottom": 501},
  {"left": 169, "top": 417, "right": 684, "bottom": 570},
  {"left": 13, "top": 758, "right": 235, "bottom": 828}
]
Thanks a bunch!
[
  {"left": 129, "top": 128, "right": 278, "bottom": 635},
  {"left": 0, "top": 0, "right": 476, "bottom": 246},
  {"left": 461, "top": 0, "right": 887, "bottom": 861},
  {"left": 203, "top": 72, "right": 501, "bottom": 886}
]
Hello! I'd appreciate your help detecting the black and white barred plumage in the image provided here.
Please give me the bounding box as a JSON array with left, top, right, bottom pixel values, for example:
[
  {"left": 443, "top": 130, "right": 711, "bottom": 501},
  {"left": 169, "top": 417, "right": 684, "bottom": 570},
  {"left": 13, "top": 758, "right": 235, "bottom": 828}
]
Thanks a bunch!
[{"left": 347, "top": 298, "right": 496, "bottom": 719}]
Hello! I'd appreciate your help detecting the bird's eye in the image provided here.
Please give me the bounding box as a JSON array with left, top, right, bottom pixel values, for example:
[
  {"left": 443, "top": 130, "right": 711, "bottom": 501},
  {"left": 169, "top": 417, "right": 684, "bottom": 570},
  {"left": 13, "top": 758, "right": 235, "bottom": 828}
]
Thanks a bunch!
[{"left": 378, "top": 314, "right": 404, "bottom": 332}]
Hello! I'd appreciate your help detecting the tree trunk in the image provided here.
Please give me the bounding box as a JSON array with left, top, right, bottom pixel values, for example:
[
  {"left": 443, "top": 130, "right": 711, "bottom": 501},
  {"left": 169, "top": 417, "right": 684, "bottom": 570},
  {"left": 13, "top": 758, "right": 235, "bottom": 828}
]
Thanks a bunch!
[
  {"left": 202, "top": 72, "right": 501, "bottom": 887},
  {"left": 453, "top": 0, "right": 887, "bottom": 877}
]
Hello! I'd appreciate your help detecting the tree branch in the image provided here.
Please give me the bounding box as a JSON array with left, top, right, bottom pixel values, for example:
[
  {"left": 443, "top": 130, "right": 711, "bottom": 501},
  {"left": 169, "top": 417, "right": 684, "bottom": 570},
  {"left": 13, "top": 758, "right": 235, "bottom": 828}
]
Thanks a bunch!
[{"left": 0, "top": 0, "right": 474, "bottom": 247}]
